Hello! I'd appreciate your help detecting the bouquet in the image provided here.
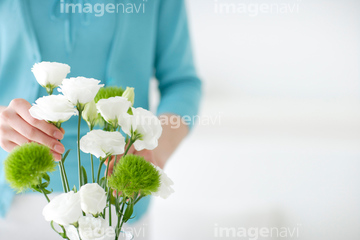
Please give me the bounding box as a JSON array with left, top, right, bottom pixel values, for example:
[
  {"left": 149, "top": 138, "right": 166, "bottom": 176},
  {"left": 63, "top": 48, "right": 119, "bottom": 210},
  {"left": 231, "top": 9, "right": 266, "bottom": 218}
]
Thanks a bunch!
[{"left": 3, "top": 62, "right": 174, "bottom": 240}]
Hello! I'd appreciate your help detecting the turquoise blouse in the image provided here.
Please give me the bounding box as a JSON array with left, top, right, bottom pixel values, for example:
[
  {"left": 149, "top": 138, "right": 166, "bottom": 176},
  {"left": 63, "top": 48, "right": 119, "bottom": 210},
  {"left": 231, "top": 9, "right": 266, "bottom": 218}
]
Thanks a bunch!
[{"left": 0, "top": 0, "right": 202, "bottom": 220}]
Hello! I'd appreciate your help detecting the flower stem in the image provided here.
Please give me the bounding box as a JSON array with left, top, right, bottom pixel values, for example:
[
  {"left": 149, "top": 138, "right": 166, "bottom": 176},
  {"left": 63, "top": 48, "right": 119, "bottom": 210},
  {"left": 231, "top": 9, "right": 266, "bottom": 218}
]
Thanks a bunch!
[
  {"left": 97, "top": 158, "right": 106, "bottom": 183},
  {"left": 58, "top": 163, "right": 66, "bottom": 193},
  {"left": 123, "top": 138, "right": 135, "bottom": 157},
  {"left": 90, "top": 154, "right": 95, "bottom": 183},
  {"left": 77, "top": 105, "right": 83, "bottom": 188},
  {"left": 41, "top": 188, "right": 50, "bottom": 203},
  {"left": 108, "top": 190, "right": 112, "bottom": 226},
  {"left": 104, "top": 155, "right": 112, "bottom": 226},
  {"left": 116, "top": 198, "right": 127, "bottom": 239},
  {"left": 61, "top": 161, "right": 70, "bottom": 192},
  {"left": 88, "top": 125, "right": 95, "bottom": 183},
  {"left": 53, "top": 123, "right": 69, "bottom": 193}
]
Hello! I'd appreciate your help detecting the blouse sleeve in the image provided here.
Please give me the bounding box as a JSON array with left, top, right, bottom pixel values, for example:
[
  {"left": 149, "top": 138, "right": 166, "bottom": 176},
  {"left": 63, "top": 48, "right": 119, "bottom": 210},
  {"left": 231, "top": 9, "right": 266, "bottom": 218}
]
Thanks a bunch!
[{"left": 154, "top": 0, "right": 202, "bottom": 130}]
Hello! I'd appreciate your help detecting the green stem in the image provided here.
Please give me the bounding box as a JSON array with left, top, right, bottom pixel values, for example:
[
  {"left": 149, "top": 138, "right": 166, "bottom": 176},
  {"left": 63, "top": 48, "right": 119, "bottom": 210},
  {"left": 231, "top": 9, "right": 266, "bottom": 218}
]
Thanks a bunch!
[
  {"left": 97, "top": 158, "right": 106, "bottom": 183},
  {"left": 89, "top": 125, "right": 95, "bottom": 183},
  {"left": 108, "top": 189, "right": 112, "bottom": 226},
  {"left": 53, "top": 124, "right": 69, "bottom": 193},
  {"left": 116, "top": 198, "right": 127, "bottom": 239},
  {"left": 123, "top": 138, "right": 135, "bottom": 157},
  {"left": 41, "top": 188, "right": 50, "bottom": 203},
  {"left": 134, "top": 194, "right": 144, "bottom": 205},
  {"left": 77, "top": 105, "right": 83, "bottom": 188},
  {"left": 105, "top": 156, "right": 112, "bottom": 226},
  {"left": 61, "top": 161, "right": 70, "bottom": 192},
  {"left": 91, "top": 154, "right": 95, "bottom": 183},
  {"left": 51, "top": 221, "right": 70, "bottom": 240},
  {"left": 58, "top": 163, "right": 66, "bottom": 193}
]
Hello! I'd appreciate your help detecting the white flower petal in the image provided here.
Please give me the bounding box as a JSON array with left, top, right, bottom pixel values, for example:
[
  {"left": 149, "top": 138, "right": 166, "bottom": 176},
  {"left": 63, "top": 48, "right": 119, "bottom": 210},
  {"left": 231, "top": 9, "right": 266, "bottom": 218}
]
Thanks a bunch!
[
  {"left": 78, "top": 215, "right": 115, "bottom": 240},
  {"left": 32, "top": 62, "right": 70, "bottom": 87},
  {"left": 80, "top": 130, "right": 126, "bottom": 158},
  {"left": 29, "top": 95, "right": 78, "bottom": 123},
  {"left": 59, "top": 77, "right": 104, "bottom": 105},
  {"left": 65, "top": 225, "right": 80, "bottom": 240},
  {"left": 122, "top": 108, "right": 162, "bottom": 151},
  {"left": 42, "top": 191, "right": 82, "bottom": 226},
  {"left": 79, "top": 183, "right": 107, "bottom": 215},
  {"left": 152, "top": 166, "right": 174, "bottom": 199},
  {"left": 96, "top": 97, "right": 131, "bottom": 124}
]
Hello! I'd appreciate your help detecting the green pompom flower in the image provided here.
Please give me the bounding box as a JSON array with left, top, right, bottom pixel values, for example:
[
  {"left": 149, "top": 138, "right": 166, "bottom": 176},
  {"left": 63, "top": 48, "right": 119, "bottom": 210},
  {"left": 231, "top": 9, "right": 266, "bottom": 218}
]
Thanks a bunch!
[
  {"left": 94, "top": 86, "right": 124, "bottom": 103},
  {"left": 108, "top": 155, "right": 160, "bottom": 198},
  {"left": 4, "top": 142, "right": 57, "bottom": 192}
]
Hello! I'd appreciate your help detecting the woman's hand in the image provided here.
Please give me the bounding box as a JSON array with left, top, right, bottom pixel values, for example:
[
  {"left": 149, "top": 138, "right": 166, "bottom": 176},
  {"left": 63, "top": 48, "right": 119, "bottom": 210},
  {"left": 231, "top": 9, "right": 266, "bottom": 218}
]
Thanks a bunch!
[{"left": 0, "top": 98, "right": 65, "bottom": 161}]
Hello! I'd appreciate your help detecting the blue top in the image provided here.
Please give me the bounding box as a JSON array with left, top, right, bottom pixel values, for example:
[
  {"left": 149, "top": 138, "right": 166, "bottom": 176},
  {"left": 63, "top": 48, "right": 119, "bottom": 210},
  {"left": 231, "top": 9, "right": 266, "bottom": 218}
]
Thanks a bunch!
[{"left": 0, "top": 0, "right": 202, "bottom": 219}]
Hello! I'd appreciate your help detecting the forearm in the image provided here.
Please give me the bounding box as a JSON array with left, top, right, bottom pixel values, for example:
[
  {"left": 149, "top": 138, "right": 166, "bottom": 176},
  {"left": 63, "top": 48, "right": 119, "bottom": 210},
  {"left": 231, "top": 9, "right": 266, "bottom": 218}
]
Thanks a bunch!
[{"left": 154, "top": 114, "right": 189, "bottom": 169}]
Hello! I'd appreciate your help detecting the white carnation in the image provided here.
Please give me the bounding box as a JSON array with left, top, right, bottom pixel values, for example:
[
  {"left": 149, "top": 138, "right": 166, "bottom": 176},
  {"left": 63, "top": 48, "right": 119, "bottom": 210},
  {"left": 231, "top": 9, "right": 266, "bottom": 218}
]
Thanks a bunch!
[
  {"left": 152, "top": 166, "right": 175, "bottom": 199},
  {"left": 78, "top": 215, "right": 115, "bottom": 240}
]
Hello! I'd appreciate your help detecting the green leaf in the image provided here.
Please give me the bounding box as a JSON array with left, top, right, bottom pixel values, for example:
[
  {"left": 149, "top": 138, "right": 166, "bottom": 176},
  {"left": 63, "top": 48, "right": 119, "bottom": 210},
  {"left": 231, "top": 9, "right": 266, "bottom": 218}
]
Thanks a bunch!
[
  {"left": 31, "top": 185, "right": 42, "bottom": 193},
  {"left": 62, "top": 150, "right": 71, "bottom": 164},
  {"left": 109, "top": 193, "right": 116, "bottom": 206},
  {"left": 99, "top": 177, "right": 106, "bottom": 189},
  {"left": 43, "top": 188, "right": 53, "bottom": 195},
  {"left": 43, "top": 173, "right": 50, "bottom": 183},
  {"left": 81, "top": 166, "right": 88, "bottom": 185},
  {"left": 115, "top": 197, "right": 121, "bottom": 213},
  {"left": 123, "top": 201, "right": 134, "bottom": 222}
]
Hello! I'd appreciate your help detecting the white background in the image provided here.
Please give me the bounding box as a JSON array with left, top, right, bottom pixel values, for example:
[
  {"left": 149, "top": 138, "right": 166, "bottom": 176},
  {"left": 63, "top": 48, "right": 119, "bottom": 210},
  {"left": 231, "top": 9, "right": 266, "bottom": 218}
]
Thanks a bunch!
[{"left": 150, "top": 0, "right": 360, "bottom": 239}]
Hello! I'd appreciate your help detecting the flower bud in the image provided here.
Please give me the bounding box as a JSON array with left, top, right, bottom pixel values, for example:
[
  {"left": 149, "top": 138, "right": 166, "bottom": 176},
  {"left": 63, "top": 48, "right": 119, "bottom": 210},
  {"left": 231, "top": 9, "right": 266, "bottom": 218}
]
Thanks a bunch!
[
  {"left": 82, "top": 100, "right": 98, "bottom": 127},
  {"left": 122, "top": 87, "right": 135, "bottom": 106}
]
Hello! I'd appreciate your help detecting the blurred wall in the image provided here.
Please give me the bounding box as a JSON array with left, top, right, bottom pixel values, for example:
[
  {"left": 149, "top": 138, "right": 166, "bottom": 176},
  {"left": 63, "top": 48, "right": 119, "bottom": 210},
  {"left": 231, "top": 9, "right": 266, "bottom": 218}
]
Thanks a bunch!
[
  {"left": 150, "top": 1, "right": 360, "bottom": 240},
  {"left": 188, "top": 0, "right": 360, "bottom": 100}
]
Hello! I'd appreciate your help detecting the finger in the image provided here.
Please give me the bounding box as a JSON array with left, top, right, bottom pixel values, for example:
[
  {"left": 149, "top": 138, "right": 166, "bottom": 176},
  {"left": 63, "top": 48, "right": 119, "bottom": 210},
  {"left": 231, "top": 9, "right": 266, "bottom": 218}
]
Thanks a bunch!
[
  {"left": 0, "top": 126, "right": 30, "bottom": 146},
  {"left": 10, "top": 99, "right": 64, "bottom": 140},
  {"left": 135, "top": 149, "right": 157, "bottom": 165},
  {"left": 104, "top": 145, "right": 135, "bottom": 165},
  {"left": 7, "top": 114, "right": 65, "bottom": 154},
  {"left": 51, "top": 150, "right": 62, "bottom": 162},
  {"left": 0, "top": 139, "right": 17, "bottom": 152}
]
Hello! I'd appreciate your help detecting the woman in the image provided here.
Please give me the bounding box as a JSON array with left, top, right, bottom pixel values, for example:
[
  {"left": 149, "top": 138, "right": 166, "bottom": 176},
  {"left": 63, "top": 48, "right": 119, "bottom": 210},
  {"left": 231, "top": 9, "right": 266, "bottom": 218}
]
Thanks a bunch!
[{"left": 0, "top": 0, "right": 201, "bottom": 239}]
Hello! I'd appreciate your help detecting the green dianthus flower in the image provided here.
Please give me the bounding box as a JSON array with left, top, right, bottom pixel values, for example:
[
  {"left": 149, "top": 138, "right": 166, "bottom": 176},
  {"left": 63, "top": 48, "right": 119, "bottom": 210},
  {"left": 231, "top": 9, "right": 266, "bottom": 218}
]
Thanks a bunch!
[
  {"left": 108, "top": 155, "right": 160, "bottom": 198},
  {"left": 94, "top": 86, "right": 124, "bottom": 103},
  {"left": 4, "top": 142, "right": 56, "bottom": 193}
]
